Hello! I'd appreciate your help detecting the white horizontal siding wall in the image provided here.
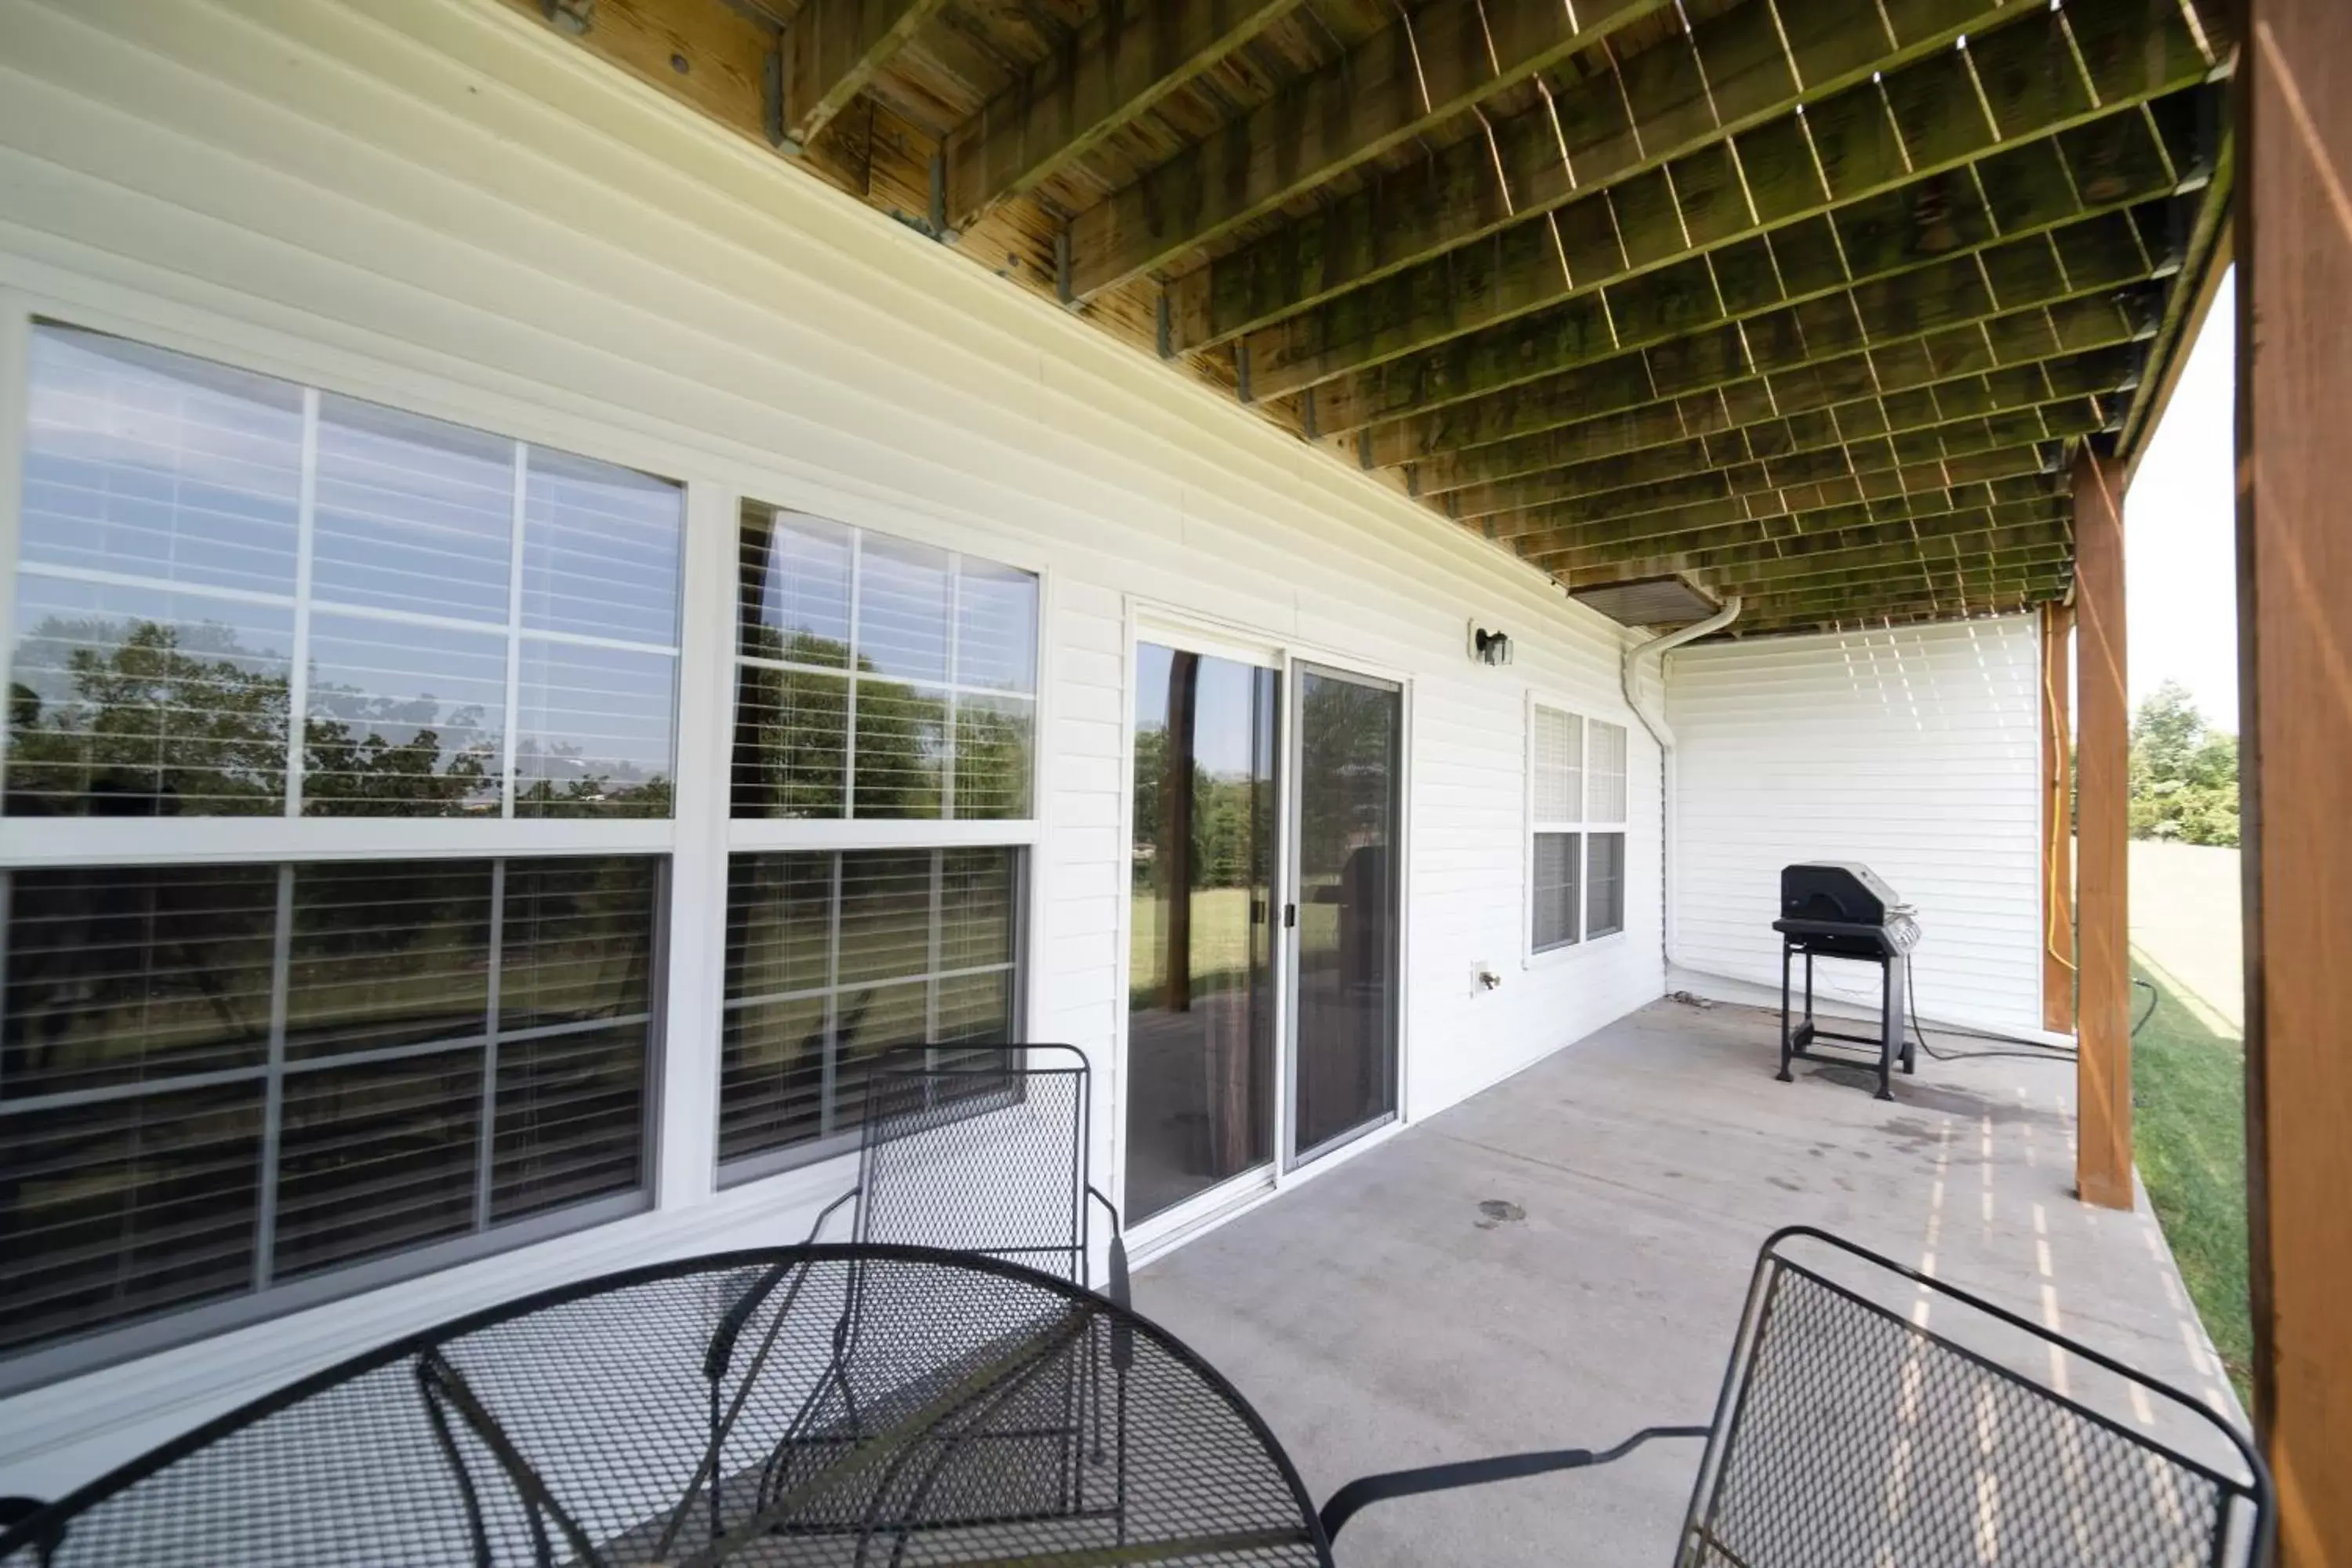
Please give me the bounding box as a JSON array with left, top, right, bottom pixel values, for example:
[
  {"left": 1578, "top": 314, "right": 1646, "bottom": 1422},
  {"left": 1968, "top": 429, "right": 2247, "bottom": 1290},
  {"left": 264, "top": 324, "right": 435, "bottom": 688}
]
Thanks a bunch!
[
  {"left": 1665, "top": 616, "right": 2046, "bottom": 1036},
  {"left": 0, "top": 0, "right": 1664, "bottom": 1490}
]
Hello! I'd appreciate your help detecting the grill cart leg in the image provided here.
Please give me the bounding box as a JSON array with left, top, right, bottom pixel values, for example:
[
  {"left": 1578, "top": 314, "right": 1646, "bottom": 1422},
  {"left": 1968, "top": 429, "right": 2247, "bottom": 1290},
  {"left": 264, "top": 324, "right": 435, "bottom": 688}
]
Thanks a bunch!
[
  {"left": 1875, "top": 960, "right": 1896, "bottom": 1101},
  {"left": 1776, "top": 942, "right": 1795, "bottom": 1083},
  {"left": 1896, "top": 956, "right": 1917, "bottom": 1074}
]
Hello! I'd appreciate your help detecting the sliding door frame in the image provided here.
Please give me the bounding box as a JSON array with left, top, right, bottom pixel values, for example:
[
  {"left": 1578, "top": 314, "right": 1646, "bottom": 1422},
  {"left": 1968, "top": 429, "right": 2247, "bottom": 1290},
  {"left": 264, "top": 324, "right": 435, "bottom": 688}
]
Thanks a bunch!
[
  {"left": 1116, "top": 601, "right": 1414, "bottom": 1261},
  {"left": 1281, "top": 658, "right": 1406, "bottom": 1174}
]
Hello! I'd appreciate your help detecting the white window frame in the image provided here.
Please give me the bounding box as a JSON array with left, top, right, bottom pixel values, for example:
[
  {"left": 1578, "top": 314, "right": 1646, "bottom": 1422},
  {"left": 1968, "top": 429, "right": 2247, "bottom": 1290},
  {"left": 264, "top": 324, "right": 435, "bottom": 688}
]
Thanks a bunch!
[
  {"left": 0, "top": 286, "right": 1058, "bottom": 1400},
  {"left": 1525, "top": 694, "right": 1631, "bottom": 964},
  {"left": 713, "top": 502, "right": 1044, "bottom": 1186},
  {"left": 0, "top": 304, "right": 699, "bottom": 1392}
]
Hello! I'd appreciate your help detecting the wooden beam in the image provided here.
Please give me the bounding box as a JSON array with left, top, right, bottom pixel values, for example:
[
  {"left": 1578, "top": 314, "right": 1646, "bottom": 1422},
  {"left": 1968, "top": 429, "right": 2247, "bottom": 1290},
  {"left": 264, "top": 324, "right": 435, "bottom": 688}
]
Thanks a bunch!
[
  {"left": 1460, "top": 352, "right": 2129, "bottom": 523},
  {"left": 1298, "top": 111, "right": 2187, "bottom": 430},
  {"left": 1730, "top": 570, "right": 2065, "bottom": 620},
  {"left": 2120, "top": 136, "right": 2236, "bottom": 477},
  {"left": 500, "top": 0, "right": 776, "bottom": 142},
  {"left": 1166, "top": 0, "right": 2038, "bottom": 352},
  {"left": 1701, "top": 546, "right": 2072, "bottom": 596},
  {"left": 1705, "top": 572, "right": 2071, "bottom": 626},
  {"left": 2072, "top": 445, "right": 2130, "bottom": 1210},
  {"left": 1383, "top": 285, "right": 2150, "bottom": 474},
  {"left": 2241, "top": 2, "right": 2352, "bottom": 1555},
  {"left": 939, "top": 0, "right": 1301, "bottom": 230},
  {"left": 1544, "top": 517, "right": 2071, "bottom": 579},
  {"left": 1727, "top": 590, "right": 2056, "bottom": 636},
  {"left": 1061, "top": 0, "right": 1667, "bottom": 299},
  {"left": 1485, "top": 394, "right": 2108, "bottom": 540},
  {"left": 1512, "top": 442, "right": 2065, "bottom": 560},
  {"left": 2041, "top": 600, "right": 2076, "bottom": 1036},
  {"left": 1522, "top": 492, "right": 2070, "bottom": 572},
  {"left": 782, "top": 0, "right": 953, "bottom": 149},
  {"left": 1232, "top": 0, "right": 2222, "bottom": 399}
]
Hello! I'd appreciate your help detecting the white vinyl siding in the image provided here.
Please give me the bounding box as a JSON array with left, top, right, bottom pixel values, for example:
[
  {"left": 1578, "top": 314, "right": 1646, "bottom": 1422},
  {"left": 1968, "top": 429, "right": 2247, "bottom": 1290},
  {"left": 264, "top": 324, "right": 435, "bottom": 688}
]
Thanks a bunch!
[
  {"left": 0, "top": 0, "right": 1665, "bottom": 1492},
  {"left": 1665, "top": 616, "right": 2045, "bottom": 1035}
]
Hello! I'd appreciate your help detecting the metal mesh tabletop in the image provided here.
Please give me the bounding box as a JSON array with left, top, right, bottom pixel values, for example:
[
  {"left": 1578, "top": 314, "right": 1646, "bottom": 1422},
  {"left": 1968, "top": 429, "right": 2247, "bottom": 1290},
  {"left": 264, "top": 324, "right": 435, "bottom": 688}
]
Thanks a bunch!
[{"left": 0, "top": 1246, "right": 1330, "bottom": 1568}]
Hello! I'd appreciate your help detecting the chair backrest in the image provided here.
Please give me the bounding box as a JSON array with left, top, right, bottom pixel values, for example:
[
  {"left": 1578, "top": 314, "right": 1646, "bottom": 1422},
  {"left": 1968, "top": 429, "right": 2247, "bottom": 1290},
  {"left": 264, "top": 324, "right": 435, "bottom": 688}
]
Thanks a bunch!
[
  {"left": 1679, "top": 1227, "right": 2272, "bottom": 1568},
  {"left": 852, "top": 1045, "right": 1096, "bottom": 1288}
]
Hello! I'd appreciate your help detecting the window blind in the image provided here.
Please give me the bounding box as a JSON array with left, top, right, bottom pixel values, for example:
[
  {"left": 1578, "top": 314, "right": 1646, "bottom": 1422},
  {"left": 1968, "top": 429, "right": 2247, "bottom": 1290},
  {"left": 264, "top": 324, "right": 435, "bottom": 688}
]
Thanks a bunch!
[
  {"left": 719, "top": 847, "right": 1020, "bottom": 1174},
  {"left": 732, "top": 506, "right": 1036, "bottom": 821},
  {"left": 9, "top": 323, "right": 684, "bottom": 822},
  {"left": 1533, "top": 706, "right": 1583, "bottom": 825},
  {"left": 0, "top": 855, "right": 661, "bottom": 1359}
]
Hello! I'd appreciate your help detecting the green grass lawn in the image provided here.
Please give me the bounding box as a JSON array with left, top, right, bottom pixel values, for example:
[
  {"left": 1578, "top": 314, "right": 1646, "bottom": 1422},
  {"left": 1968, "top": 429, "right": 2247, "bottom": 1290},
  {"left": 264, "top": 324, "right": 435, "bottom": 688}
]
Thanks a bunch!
[{"left": 2132, "top": 960, "right": 2253, "bottom": 1403}]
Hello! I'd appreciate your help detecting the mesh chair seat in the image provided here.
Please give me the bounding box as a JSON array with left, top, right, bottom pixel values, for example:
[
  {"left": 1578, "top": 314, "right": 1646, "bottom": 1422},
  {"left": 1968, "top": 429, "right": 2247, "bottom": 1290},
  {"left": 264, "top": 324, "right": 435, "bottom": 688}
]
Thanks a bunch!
[{"left": 0, "top": 1246, "right": 1329, "bottom": 1568}]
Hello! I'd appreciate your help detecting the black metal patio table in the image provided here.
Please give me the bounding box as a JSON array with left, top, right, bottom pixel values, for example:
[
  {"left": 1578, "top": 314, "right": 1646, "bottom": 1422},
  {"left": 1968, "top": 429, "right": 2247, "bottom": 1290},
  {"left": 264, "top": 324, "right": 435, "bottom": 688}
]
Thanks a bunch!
[{"left": 0, "top": 1243, "right": 1330, "bottom": 1568}]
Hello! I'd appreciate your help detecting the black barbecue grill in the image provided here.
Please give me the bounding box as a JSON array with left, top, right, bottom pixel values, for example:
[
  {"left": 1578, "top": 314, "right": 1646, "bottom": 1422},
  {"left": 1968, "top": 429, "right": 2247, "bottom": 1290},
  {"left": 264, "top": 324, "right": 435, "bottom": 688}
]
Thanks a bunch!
[{"left": 1772, "top": 862, "right": 1922, "bottom": 1100}]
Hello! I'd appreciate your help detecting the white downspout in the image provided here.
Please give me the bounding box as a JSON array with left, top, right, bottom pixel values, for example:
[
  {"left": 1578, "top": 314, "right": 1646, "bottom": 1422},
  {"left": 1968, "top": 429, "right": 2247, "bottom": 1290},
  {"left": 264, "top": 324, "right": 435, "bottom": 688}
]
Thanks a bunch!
[{"left": 1621, "top": 597, "right": 1743, "bottom": 976}]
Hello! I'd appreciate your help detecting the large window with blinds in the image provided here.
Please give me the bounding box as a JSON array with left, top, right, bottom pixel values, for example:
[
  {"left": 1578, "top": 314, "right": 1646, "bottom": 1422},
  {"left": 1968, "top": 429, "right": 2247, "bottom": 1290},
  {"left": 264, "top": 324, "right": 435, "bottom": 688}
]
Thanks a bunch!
[
  {"left": 720, "top": 504, "right": 1036, "bottom": 1179},
  {"left": 0, "top": 323, "right": 681, "bottom": 1385},
  {"left": 1529, "top": 701, "right": 1630, "bottom": 954}
]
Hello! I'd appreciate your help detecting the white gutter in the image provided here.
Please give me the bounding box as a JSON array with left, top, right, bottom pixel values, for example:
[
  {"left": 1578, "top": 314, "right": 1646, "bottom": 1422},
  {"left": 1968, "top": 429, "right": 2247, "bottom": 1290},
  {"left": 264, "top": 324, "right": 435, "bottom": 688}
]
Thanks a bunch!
[{"left": 1621, "top": 597, "right": 1743, "bottom": 973}]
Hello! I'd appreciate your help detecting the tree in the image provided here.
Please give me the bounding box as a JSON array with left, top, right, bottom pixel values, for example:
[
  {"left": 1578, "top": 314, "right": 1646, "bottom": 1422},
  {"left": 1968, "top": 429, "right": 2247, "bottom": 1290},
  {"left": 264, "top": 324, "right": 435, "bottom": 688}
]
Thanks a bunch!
[{"left": 2129, "top": 681, "right": 2241, "bottom": 847}]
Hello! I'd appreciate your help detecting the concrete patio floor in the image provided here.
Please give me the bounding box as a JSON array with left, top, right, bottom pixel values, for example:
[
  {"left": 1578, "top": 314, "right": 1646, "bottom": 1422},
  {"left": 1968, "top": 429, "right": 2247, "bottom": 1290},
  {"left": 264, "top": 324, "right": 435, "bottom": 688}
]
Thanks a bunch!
[{"left": 1134, "top": 997, "right": 2240, "bottom": 1566}]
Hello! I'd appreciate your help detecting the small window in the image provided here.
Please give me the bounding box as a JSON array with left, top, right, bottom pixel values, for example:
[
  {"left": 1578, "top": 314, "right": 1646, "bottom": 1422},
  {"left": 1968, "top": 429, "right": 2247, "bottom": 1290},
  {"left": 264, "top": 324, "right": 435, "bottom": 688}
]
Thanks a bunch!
[
  {"left": 732, "top": 506, "right": 1036, "bottom": 821},
  {"left": 1530, "top": 705, "right": 1630, "bottom": 953},
  {"left": 719, "top": 847, "right": 1022, "bottom": 1175}
]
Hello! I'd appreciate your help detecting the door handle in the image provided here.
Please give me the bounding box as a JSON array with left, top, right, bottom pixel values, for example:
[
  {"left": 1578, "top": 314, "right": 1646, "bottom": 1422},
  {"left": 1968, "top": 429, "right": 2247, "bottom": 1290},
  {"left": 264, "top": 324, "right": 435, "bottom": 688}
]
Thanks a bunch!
[{"left": 1283, "top": 902, "right": 1298, "bottom": 930}]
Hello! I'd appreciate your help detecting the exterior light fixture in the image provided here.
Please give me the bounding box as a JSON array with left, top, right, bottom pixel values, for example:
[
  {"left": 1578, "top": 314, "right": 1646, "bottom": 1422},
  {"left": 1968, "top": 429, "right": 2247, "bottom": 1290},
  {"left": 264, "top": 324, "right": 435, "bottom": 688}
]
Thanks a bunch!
[{"left": 1472, "top": 626, "right": 1514, "bottom": 666}]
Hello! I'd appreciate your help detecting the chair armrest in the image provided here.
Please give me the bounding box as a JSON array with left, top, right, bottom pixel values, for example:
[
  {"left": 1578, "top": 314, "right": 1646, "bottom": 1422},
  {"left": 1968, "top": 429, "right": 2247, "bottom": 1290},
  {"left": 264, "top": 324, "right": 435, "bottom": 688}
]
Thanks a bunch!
[
  {"left": 702, "top": 1187, "right": 858, "bottom": 1385},
  {"left": 1084, "top": 1185, "right": 1131, "bottom": 1370},
  {"left": 1083, "top": 1185, "right": 1127, "bottom": 1304},
  {"left": 1317, "top": 1425, "right": 1709, "bottom": 1543}
]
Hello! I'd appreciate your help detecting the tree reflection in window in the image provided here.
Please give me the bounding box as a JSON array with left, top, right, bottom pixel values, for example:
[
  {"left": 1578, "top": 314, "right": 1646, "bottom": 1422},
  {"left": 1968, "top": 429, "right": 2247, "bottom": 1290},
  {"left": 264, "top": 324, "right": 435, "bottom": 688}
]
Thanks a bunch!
[{"left": 731, "top": 506, "right": 1035, "bottom": 821}]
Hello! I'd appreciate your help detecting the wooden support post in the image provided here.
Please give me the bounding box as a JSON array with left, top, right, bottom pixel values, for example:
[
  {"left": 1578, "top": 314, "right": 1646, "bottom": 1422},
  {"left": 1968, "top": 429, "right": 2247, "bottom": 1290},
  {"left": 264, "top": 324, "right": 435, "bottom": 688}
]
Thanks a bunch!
[
  {"left": 2242, "top": 3, "right": 2352, "bottom": 1557},
  {"left": 2040, "top": 601, "right": 2075, "bottom": 1036},
  {"left": 2071, "top": 447, "right": 2129, "bottom": 1209},
  {"left": 1160, "top": 652, "right": 1198, "bottom": 1013}
]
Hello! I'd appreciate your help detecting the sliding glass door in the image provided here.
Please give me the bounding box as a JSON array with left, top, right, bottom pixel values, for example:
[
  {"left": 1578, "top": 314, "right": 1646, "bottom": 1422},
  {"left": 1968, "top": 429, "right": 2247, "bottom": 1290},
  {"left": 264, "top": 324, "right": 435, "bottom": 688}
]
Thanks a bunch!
[
  {"left": 1125, "top": 642, "right": 1279, "bottom": 1225},
  {"left": 1287, "top": 663, "right": 1403, "bottom": 1163}
]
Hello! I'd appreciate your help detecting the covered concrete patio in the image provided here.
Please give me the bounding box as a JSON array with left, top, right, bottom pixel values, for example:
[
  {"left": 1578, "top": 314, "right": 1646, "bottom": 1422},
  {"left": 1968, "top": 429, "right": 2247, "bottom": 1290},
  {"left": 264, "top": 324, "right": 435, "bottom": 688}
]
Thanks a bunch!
[{"left": 1138, "top": 998, "right": 2234, "bottom": 1565}]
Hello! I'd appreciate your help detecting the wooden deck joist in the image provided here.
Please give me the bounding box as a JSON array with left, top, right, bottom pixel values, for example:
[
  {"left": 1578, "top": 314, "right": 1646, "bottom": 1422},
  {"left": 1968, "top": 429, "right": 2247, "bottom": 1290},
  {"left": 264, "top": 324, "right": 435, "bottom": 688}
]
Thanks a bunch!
[
  {"left": 1409, "top": 285, "right": 2149, "bottom": 490},
  {"left": 1167, "top": 0, "right": 2046, "bottom": 352},
  {"left": 1062, "top": 0, "right": 1668, "bottom": 298},
  {"left": 1236, "top": 5, "right": 2221, "bottom": 401},
  {"left": 1532, "top": 493, "right": 2068, "bottom": 570},
  {"left": 1301, "top": 122, "right": 2190, "bottom": 436},
  {"left": 1526, "top": 490, "right": 2071, "bottom": 570},
  {"left": 1450, "top": 353, "right": 2125, "bottom": 521},
  {"left": 939, "top": 0, "right": 1303, "bottom": 230},
  {"left": 1482, "top": 395, "right": 2106, "bottom": 542},
  {"left": 1369, "top": 256, "right": 2156, "bottom": 466},
  {"left": 514, "top": 0, "right": 2238, "bottom": 637},
  {"left": 1577, "top": 524, "right": 2072, "bottom": 587}
]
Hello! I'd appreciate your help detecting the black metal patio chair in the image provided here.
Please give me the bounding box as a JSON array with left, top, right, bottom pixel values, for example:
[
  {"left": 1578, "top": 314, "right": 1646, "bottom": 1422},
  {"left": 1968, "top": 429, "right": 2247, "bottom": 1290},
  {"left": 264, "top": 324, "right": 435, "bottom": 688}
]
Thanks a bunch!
[
  {"left": 701, "top": 1045, "right": 1132, "bottom": 1549},
  {"left": 0, "top": 1245, "right": 1329, "bottom": 1568},
  {"left": 1319, "top": 1225, "right": 2275, "bottom": 1566}
]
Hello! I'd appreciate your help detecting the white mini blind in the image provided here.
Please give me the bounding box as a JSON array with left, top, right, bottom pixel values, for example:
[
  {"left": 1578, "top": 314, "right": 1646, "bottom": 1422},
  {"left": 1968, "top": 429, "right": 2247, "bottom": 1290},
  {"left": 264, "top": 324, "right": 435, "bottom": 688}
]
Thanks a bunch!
[
  {"left": 8, "top": 323, "right": 686, "bottom": 822},
  {"left": 1532, "top": 706, "right": 1583, "bottom": 824},
  {"left": 1587, "top": 720, "right": 1629, "bottom": 823}
]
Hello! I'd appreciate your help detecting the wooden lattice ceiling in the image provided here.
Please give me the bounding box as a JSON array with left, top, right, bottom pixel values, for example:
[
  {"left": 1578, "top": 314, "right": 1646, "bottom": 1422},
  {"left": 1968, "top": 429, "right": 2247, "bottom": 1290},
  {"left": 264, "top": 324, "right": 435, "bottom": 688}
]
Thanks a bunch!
[{"left": 508, "top": 0, "right": 2235, "bottom": 636}]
